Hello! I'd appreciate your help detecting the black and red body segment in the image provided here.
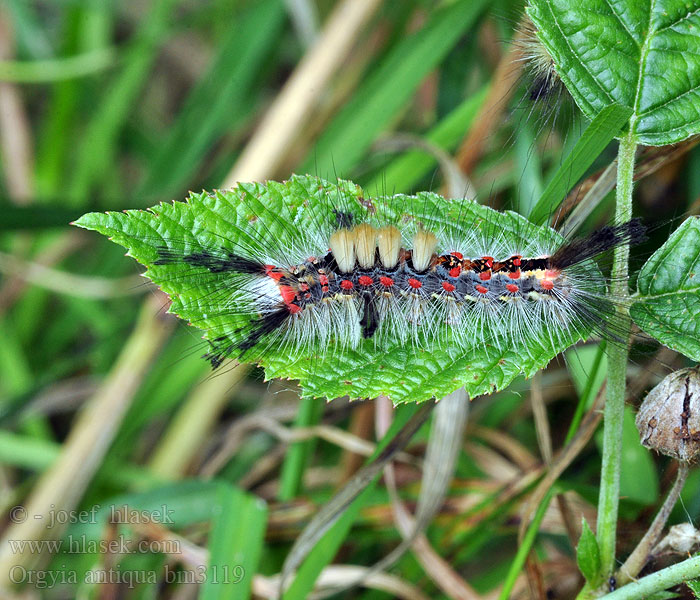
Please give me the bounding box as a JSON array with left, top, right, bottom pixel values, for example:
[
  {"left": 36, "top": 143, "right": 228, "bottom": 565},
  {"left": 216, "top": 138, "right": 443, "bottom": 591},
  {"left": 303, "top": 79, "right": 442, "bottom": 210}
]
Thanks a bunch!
[{"left": 154, "top": 218, "right": 647, "bottom": 365}]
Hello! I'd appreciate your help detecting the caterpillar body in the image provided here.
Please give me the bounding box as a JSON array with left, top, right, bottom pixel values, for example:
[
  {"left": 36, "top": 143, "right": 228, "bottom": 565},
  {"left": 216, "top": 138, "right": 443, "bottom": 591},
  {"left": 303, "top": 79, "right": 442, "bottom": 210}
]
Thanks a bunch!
[
  {"left": 155, "top": 214, "right": 643, "bottom": 365},
  {"left": 76, "top": 176, "right": 646, "bottom": 401}
]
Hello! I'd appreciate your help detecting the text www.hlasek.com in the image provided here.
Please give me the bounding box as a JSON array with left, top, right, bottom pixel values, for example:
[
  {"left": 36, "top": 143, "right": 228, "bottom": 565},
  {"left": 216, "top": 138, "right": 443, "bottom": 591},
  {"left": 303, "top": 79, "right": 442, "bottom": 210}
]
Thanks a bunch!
[{"left": 8, "top": 534, "right": 180, "bottom": 555}]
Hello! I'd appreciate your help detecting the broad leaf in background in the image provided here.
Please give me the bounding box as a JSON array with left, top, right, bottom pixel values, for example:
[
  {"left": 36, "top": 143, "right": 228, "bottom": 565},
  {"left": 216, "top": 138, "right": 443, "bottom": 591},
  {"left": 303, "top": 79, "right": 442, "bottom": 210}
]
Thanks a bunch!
[
  {"left": 527, "top": 0, "right": 700, "bottom": 145},
  {"left": 75, "top": 175, "right": 592, "bottom": 403},
  {"left": 631, "top": 217, "right": 700, "bottom": 361}
]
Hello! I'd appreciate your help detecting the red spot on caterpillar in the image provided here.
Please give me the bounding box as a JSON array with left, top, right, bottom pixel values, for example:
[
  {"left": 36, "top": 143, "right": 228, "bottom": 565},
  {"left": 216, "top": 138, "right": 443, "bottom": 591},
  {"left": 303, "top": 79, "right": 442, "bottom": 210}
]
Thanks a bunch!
[
  {"left": 279, "top": 285, "right": 296, "bottom": 303},
  {"left": 479, "top": 271, "right": 491, "bottom": 281},
  {"left": 321, "top": 285, "right": 329, "bottom": 293},
  {"left": 475, "top": 284, "right": 488, "bottom": 294},
  {"left": 541, "top": 279, "right": 554, "bottom": 290},
  {"left": 358, "top": 275, "right": 373, "bottom": 287},
  {"left": 483, "top": 256, "right": 493, "bottom": 268},
  {"left": 450, "top": 251, "right": 463, "bottom": 260},
  {"left": 512, "top": 256, "right": 522, "bottom": 267},
  {"left": 379, "top": 276, "right": 394, "bottom": 287},
  {"left": 340, "top": 279, "right": 354, "bottom": 290},
  {"left": 319, "top": 274, "right": 329, "bottom": 285},
  {"left": 508, "top": 270, "right": 521, "bottom": 280},
  {"left": 506, "top": 283, "right": 519, "bottom": 293},
  {"left": 442, "top": 281, "right": 456, "bottom": 292},
  {"left": 449, "top": 267, "right": 461, "bottom": 278},
  {"left": 300, "top": 283, "right": 309, "bottom": 291},
  {"left": 545, "top": 269, "right": 560, "bottom": 279},
  {"left": 408, "top": 278, "right": 422, "bottom": 289},
  {"left": 265, "top": 265, "right": 284, "bottom": 281},
  {"left": 287, "top": 303, "right": 302, "bottom": 314}
]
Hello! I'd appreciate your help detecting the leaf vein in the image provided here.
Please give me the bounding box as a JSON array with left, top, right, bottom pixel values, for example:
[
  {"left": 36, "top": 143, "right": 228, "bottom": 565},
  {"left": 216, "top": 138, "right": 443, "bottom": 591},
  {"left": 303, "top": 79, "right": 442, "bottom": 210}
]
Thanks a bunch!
[{"left": 543, "top": 0, "right": 615, "bottom": 104}]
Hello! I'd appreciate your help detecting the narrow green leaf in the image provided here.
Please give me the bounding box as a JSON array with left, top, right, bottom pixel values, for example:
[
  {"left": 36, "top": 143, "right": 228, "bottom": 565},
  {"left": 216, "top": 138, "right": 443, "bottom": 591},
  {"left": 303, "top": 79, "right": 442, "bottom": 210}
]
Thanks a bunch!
[
  {"left": 515, "top": 118, "right": 544, "bottom": 218},
  {"left": 201, "top": 485, "right": 267, "bottom": 600},
  {"left": 630, "top": 217, "right": 700, "bottom": 361},
  {"left": 565, "top": 342, "right": 606, "bottom": 443},
  {"left": 5, "top": 0, "right": 53, "bottom": 59},
  {"left": 528, "top": 104, "right": 633, "bottom": 225},
  {"left": 527, "top": 0, "right": 700, "bottom": 146},
  {"left": 301, "top": 0, "right": 488, "bottom": 177},
  {"left": 67, "top": 0, "right": 180, "bottom": 202},
  {"left": 362, "top": 85, "right": 489, "bottom": 194},
  {"left": 577, "top": 518, "right": 602, "bottom": 585},
  {"left": 0, "top": 430, "right": 165, "bottom": 489},
  {"left": 499, "top": 487, "right": 556, "bottom": 600},
  {"left": 278, "top": 396, "right": 324, "bottom": 501},
  {"left": 136, "top": 0, "right": 285, "bottom": 201},
  {"left": 282, "top": 403, "right": 430, "bottom": 600},
  {"left": 53, "top": 482, "right": 262, "bottom": 593},
  {"left": 0, "top": 49, "right": 115, "bottom": 82}
]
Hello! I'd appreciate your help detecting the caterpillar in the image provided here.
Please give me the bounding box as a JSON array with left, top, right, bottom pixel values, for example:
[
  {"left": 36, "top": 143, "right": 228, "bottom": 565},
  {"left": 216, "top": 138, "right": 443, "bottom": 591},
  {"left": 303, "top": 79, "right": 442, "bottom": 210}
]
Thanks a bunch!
[
  {"left": 75, "top": 176, "right": 646, "bottom": 402},
  {"left": 155, "top": 208, "right": 642, "bottom": 363}
]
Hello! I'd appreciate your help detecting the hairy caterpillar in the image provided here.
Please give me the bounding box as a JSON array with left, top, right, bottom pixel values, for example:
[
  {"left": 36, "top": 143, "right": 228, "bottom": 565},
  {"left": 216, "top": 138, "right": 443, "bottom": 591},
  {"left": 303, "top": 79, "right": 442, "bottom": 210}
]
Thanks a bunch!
[
  {"left": 75, "top": 176, "right": 647, "bottom": 402},
  {"left": 156, "top": 204, "right": 642, "bottom": 365}
]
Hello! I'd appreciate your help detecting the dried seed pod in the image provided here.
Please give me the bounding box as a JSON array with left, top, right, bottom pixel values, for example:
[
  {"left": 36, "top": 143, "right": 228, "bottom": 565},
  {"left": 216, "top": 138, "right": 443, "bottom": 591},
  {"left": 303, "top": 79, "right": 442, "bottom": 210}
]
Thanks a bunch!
[
  {"left": 652, "top": 522, "right": 700, "bottom": 555},
  {"left": 636, "top": 367, "right": 700, "bottom": 462}
]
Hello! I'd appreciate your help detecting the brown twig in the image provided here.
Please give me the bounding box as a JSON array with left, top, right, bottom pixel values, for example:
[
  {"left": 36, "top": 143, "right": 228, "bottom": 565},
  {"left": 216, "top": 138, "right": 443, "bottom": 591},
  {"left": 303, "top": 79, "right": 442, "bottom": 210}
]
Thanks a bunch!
[{"left": 224, "top": 0, "right": 383, "bottom": 184}]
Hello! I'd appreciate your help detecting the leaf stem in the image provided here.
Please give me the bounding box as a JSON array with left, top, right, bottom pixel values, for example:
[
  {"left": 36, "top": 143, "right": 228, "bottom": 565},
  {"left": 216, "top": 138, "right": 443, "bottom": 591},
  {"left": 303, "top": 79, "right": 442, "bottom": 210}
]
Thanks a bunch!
[
  {"left": 596, "top": 128, "right": 637, "bottom": 577},
  {"left": 598, "top": 553, "right": 700, "bottom": 600}
]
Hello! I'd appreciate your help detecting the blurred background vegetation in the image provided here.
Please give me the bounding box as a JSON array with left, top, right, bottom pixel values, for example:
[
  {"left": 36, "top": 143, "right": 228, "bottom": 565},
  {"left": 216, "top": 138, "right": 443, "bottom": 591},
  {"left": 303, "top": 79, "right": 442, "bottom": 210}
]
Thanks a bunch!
[{"left": 1, "top": 0, "right": 700, "bottom": 598}]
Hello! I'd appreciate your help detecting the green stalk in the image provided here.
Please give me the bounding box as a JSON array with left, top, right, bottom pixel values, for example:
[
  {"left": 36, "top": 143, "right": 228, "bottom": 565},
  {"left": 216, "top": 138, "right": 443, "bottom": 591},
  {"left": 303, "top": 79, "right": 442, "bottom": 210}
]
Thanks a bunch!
[
  {"left": 599, "top": 554, "right": 700, "bottom": 600},
  {"left": 596, "top": 129, "right": 637, "bottom": 577},
  {"left": 278, "top": 395, "right": 324, "bottom": 501},
  {"left": 499, "top": 486, "right": 557, "bottom": 600}
]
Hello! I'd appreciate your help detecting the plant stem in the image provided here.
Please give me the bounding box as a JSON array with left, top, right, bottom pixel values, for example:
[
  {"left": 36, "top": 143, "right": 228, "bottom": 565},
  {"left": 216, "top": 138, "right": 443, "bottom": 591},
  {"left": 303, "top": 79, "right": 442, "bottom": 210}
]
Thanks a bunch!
[
  {"left": 279, "top": 395, "right": 324, "bottom": 501},
  {"left": 616, "top": 462, "right": 690, "bottom": 586},
  {"left": 599, "top": 553, "right": 700, "bottom": 600},
  {"left": 596, "top": 129, "right": 637, "bottom": 577}
]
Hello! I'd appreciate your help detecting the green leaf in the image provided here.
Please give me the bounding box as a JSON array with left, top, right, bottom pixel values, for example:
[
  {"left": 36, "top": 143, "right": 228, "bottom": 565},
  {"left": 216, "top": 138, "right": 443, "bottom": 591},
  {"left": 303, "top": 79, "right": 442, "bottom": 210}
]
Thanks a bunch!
[
  {"left": 67, "top": 0, "right": 180, "bottom": 202},
  {"left": 282, "top": 403, "right": 429, "bottom": 600},
  {"left": 645, "top": 593, "right": 683, "bottom": 600},
  {"left": 136, "top": 0, "right": 285, "bottom": 201},
  {"left": 687, "top": 578, "right": 700, "bottom": 598},
  {"left": 527, "top": 104, "right": 632, "bottom": 225},
  {"left": 74, "top": 175, "right": 599, "bottom": 403},
  {"left": 577, "top": 518, "right": 602, "bottom": 585},
  {"left": 362, "top": 84, "right": 489, "bottom": 194},
  {"left": 300, "top": 0, "right": 488, "bottom": 177},
  {"left": 630, "top": 217, "right": 700, "bottom": 361},
  {"left": 278, "top": 396, "right": 324, "bottom": 500},
  {"left": 202, "top": 485, "right": 267, "bottom": 600},
  {"left": 527, "top": 0, "right": 700, "bottom": 145},
  {"left": 619, "top": 406, "right": 658, "bottom": 504}
]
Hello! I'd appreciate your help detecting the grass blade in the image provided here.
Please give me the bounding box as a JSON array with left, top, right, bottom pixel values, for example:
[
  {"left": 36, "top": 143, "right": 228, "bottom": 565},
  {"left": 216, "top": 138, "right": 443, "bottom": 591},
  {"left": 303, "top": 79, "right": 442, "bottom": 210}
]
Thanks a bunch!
[
  {"left": 202, "top": 485, "right": 268, "bottom": 600},
  {"left": 300, "top": 0, "right": 488, "bottom": 177},
  {"left": 136, "top": 0, "right": 285, "bottom": 201},
  {"left": 281, "top": 403, "right": 433, "bottom": 600},
  {"left": 528, "top": 104, "right": 632, "bottom": 225}
]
